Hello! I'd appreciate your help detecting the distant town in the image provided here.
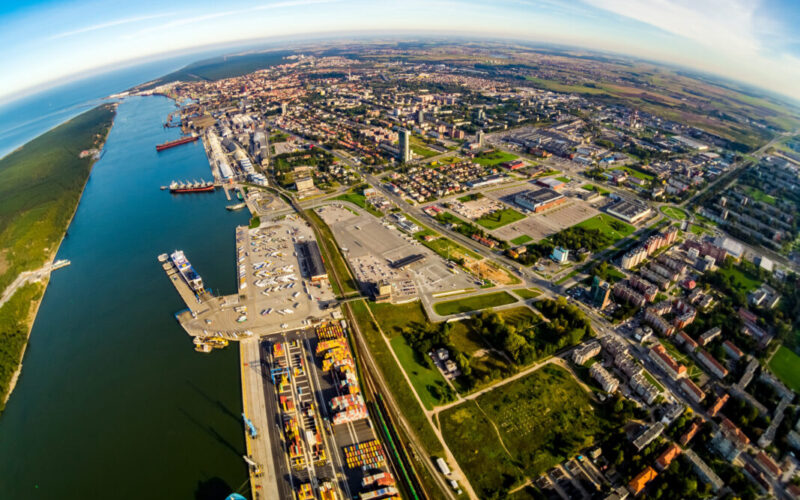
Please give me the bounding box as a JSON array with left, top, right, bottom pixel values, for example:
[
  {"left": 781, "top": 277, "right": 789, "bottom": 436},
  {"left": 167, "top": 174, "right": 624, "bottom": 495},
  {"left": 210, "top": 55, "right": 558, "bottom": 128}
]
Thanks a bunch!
[{"left": 132, "top": 44, "right": 800, "bottom": 500}]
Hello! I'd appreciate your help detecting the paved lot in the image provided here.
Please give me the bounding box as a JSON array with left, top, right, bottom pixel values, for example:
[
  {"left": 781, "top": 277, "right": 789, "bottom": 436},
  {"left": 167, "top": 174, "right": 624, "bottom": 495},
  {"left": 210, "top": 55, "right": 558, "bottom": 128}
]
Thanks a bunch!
[
  {"left": 493, "top": 200, "right": 599, "bottom": 242},
  {"left": 318, "top": 205, "right": 475, "bottom": 298}
]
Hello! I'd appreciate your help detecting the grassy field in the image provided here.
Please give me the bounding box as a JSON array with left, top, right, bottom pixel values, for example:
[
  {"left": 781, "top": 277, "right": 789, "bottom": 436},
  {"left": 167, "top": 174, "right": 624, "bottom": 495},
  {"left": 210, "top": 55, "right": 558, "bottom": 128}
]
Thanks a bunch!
[
  {"left": 511, "top": 288, "right": 541, "bottom": 300},
  {"left": 348, "top": 300, "right": 444, "bottom": 455},
  {"left": 0, "top": 104, "right": 116, "bottom": 293},
  {"left": 769, "top": 346, "right": 800, "bottom": 393},
  {"left": 475, "top": 208, "right": 526, "bottom": 230},
  {"left": 441, "top": 365, "right": 609, "bottom": 497},
  {"left": 659, "top": 339, "right": 704, "bottom": 381},
  {"left": 718, "top": 265, "right": 762, "bottom": 293},
  {"left": 581, "top": 184, "right": 610, "bottom": 195},
  {"left": 389, "top": 335, "right": 452, "bottom": 409},
  {"left": 555, "top": 176, "right": 571, "bottom": 183},
  {"left": 415, "top": 229, "right": 482, "bottom": 261},
  {"left": 306, "top": 210, "right": 359, "bottom": 295},
  {"left": 689, "top": 224, "right": 712, "bottom": 236},
  {"left": 411, "top": 144, "right": 439, "bottom": 159},
  {"left": 612, "top": 166, "right": 654, "bottom": 181},
  {"left": 660, "top": 206, "right": 688, "bottom": 220},
  {"left": 433, "top": 291, "right": 517, "bottom": 316},
  {"left": 473, "top": 150, "right": 518, "bottom": 166},
  {"left": 575, "top": 214, "right": 635, "bottom": 241},
  {"left": 511, "top": 234, "right": 533, "bottom": 245},
  {"left": 368, "top": 300, "right": 428, "bottom": 338}
]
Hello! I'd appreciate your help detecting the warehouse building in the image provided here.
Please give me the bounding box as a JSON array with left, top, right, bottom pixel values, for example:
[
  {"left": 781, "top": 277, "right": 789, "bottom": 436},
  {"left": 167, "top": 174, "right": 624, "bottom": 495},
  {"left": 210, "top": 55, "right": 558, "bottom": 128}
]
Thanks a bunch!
[
  {"left": 514, "top": 188, "right": 566, "bottom": 213},
  {"left": 607, "top": 199, "right": 652, "bottom": 224}
]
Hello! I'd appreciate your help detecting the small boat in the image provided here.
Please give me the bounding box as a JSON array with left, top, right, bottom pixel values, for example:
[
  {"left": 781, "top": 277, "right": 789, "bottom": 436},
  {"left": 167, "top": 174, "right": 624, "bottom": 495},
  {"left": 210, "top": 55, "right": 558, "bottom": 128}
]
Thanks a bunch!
[{"left": 227, "top": 202, "right": 247, "bottom": 211}]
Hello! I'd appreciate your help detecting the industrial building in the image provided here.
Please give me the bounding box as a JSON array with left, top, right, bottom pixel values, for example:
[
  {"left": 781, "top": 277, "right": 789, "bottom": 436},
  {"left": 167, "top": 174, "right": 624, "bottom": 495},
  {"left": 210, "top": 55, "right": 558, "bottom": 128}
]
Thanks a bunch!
[
  {"left": 514, "top": 188, "right": 566, "bottom": 213},
  {"left": 390, "top": 254, "right": 426, "bottom": 269}
]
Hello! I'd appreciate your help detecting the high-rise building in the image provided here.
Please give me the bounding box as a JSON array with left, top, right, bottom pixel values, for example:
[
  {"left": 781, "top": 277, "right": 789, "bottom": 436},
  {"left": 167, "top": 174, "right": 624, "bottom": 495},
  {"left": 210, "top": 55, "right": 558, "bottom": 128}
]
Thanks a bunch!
[
  {"left": 590, "top": 276, "right": 612, "bottom": 309},
  {"left": 476, "top": 129, "right": 485, "bottom": 147},
  {"left": 416, "top": 109, "right": 424, "bottom": 124},
  {"left": 399, "top": 129, "right": 411, "bottom": 163}
]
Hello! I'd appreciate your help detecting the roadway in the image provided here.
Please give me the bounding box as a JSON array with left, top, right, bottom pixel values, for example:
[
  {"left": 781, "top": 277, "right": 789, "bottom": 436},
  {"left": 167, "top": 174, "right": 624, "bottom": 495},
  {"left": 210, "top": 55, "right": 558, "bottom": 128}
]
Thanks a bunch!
[{"left": 0, "top": 259, "right": 70, "bottom": 309}]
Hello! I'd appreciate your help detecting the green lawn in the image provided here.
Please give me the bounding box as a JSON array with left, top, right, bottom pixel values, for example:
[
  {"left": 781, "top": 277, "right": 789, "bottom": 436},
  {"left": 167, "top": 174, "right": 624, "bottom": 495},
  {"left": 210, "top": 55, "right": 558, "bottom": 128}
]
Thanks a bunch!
[
  {"left": 511, "top": 234, "right": 533, "bottom": 245},
  {"left": 581, "top": 184, "right": 610, "bottom": 195},
  {"left": 576, "top": 214, "right": 635, "bottom": 241},
  {"left": 555, "top": 176, "right": 571, "bottom": 183},
  {"left": 475, "top": 208, "right": 526, "bottom": 230},
  {"left": 743, "top": 186, "right": 777, "bottom": 206},
  {"left": 389, "top": 335, "right": 453, "bottom": 409},
  {"left": 769, "top": 346, "right": 800, "bottom": 393},
  {"left": 368, "top": 301, "right": 428, "bottom": 338},
  {"left": 689, "top": 224, "right": 712, "bottom": 236},
  {"left": 434, "top": 291, "right": 517, "bottom": 316},
  {"left": 415, "top": 230, "right": 482, "bottom": 261},
  {"left": 441, "top": 365, "right": 610, "bottom": 497},
  {"left": 660, "top": 206, "right": 688, "bottom": 220},
  {"left": 613, "top": 166, "right": 654, "bottom": 181},
  {"left": 473, "top": 150, "right": 519, "bottom": 166},
  {"left": 718, "top": 266, "right": 761, "bottom": 293},
  {"left": 659, "top": 339, "right": 703, "bottom": 381},
  {"left": 511, "top": 288, "right": 541, "bottom": 300}
]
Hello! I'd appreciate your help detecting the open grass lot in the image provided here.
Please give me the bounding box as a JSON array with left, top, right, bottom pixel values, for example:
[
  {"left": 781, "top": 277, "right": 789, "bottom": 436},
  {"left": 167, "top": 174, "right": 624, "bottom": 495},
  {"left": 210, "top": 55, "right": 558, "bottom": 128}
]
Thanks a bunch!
[
  {"left": 368, "top": 300, "right": 428, "bottom": 338},
  {"left": 414, "top": 229, "right": 482, "bottom": 261},
  {"left": 497, "top": 306, "right": 541, "bottom": 328},
  {"left": 612, "top": 166, "right": 654, "bottom": 181},
  {"left": 581, "top": 184, "right": 610, "bottom": 195},
  {"left": 411, "top": 143, "right": 439, "bottom": 159},
  {"left": 434, "top": 291, "right": 517, "bottom": 316},
  {"left": 473, "top": 150, "right": 518, "bottom": 166},
  {"left": 511, "top": 288, "right": 541, "bottom": 300},
  {"left": 575, "top": 214, "right": 635, "bottom": 241},
  {"left": 511, "top": 234, "right": 533, "bottom": 245},
  {"left": 718, "top": 265, "right": 761, "bottom": 293},
  {"left": 555, "top": 176, "right": 571, "bottom": 183},
  {"left": 389, "top": 335, "right": 452, "bottom": 409},
  {"left": 769, "top": 346, "right": 800, "bottom": 393},
  {"left": 347, "top": 300, "right": 444, "bottom": 455},
  {"left": 660, "top": 206, "right": 688, "bottom": 220},
  {"left": 689, "top": 224, "right": 712, "bottom": 236},
  {"left": 659, "top": 339, "right": 704, "bottom": 381},
  {"left": 742, "top": 186, "right": 777, "bottom": 206},
  {"left": 441, "top": 365, "right": 610, "bottom": 497},
  {"left": 333, "top": 187, "right": 383, "bottom": 217},
  {"left": 475, "top": 208, "right": 526, "bottom": 230}
]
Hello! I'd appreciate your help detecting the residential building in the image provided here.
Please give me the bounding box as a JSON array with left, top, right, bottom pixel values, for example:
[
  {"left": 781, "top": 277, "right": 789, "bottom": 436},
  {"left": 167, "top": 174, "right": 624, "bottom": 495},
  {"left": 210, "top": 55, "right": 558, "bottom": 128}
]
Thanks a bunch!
[
  {"left": 711, "top": 418, "right": 750, "bottom": 462},
  {"left": 680, "top": 378, "right": 705, "bottom": 404},
  {"left": 590, "top": 276, "right": 612, "bottom": 309},
  {"left": 655, "top": 443, "right": 682, "bottom": 471},
  {"left": 633, "top": 422, "right": 665, "bottom": 451},
  {"left": 628, "top": 467, "right": 658, "bottom": 496},
  {"left": 572, "top": 341, "right": 601, "bottom": 365},
  {"left": 698, "top": 326, "right": 721, "bottom": 346},
  {"left": 684, "top": 449, "right": 724, "bottom": 492},
  {"left": 590, "top": 363, "right": 619, "bottom": 393},
  {"left": 723, "top": 340, "right": 744, "bottom": 360},
  {"left": 648, "top": 345, "right": 686, "bottom": 379},
  {"left": 697, "top": 350, "right": 728, "bottom": 378},
  {"left": 551, "top": 246, "right": 569, "bottom": 264}
]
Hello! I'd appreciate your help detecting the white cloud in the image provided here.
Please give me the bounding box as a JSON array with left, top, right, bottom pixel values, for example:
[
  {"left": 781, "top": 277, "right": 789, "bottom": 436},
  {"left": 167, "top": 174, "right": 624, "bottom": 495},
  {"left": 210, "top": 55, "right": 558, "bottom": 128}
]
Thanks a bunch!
[
  {"left": 49, "top": 13, "right": 175, "bottom": 40},
  {"left": 581, "top": 0, "right": 763, "bottom": 55}
]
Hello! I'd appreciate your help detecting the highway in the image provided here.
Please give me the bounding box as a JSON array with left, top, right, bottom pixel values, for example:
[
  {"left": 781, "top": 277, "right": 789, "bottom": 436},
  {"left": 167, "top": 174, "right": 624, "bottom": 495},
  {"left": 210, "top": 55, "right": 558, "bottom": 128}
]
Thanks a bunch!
[{"left": 0, "top": 259, "right": 70, "bottom": 309}]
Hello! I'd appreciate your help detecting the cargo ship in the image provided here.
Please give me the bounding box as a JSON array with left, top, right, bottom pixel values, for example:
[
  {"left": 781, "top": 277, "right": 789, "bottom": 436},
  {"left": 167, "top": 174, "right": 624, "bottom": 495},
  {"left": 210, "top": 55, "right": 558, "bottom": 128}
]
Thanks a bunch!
[
  {"left": 170, "top": 250, "right": 204, "bottom": 292},
  {"left": 155, "top": 135, "right": 198, "bottom": 151},
  {"left": 169, "top": 180, "right": 216, "bottom": 193}
]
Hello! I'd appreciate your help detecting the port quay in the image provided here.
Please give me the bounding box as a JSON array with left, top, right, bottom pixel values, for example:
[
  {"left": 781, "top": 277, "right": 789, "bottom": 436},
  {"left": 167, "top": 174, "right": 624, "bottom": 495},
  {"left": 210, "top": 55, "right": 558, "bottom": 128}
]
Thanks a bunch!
[{"left": 157, "top": 135, "right": 399, "bottom": 500}]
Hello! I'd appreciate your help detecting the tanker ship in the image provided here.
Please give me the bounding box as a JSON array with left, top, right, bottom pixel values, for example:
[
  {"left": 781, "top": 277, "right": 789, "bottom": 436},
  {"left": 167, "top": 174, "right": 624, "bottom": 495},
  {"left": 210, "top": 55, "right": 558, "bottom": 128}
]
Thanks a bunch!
[
  {"left": 170, "top": 250, "right": 204, "bottom": 292},
  {"left": 169, "top": 180, "right": 216, "bottom": 193},
  {"left": 155, "top": 135, "right": 198, "bottom": 151}
]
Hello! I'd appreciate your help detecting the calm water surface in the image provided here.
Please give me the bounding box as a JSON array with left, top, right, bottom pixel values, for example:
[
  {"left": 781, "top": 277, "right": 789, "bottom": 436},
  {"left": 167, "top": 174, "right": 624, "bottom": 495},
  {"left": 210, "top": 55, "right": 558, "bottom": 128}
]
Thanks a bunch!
[{"left": 0, "top": 96, "right": 249, "bottom": 499}]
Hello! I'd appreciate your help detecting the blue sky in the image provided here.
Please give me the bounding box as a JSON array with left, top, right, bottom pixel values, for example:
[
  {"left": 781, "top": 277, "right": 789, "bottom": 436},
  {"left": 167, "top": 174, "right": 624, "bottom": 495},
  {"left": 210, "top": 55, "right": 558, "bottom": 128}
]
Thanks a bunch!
[{"left": 2, "top": 0, "right": 800, "bottom": 103}]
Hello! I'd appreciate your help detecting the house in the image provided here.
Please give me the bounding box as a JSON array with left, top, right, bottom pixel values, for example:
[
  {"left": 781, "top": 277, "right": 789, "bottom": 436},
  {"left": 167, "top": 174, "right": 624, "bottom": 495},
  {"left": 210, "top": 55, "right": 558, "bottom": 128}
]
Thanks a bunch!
[
  {"left": 628, "top": 467, "right": 658, "bottom": 495},
  {"left": 655, "top": 443, "right": 682, "bottom": 471}
]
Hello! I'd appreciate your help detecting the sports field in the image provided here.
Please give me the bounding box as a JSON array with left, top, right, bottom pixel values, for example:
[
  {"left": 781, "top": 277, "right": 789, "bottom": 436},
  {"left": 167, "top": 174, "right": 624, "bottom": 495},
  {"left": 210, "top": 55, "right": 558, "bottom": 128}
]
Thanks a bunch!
[{"left": 769, "top": 346, "right": 800, "bottom": 393}]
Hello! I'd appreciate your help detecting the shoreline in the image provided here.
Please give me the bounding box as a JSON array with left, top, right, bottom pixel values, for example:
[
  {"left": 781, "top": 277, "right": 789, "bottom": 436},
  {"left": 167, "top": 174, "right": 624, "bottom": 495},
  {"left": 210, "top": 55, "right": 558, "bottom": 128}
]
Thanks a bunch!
[{"left": 1, "top": 102, "right": 119, "bottom": 407}]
